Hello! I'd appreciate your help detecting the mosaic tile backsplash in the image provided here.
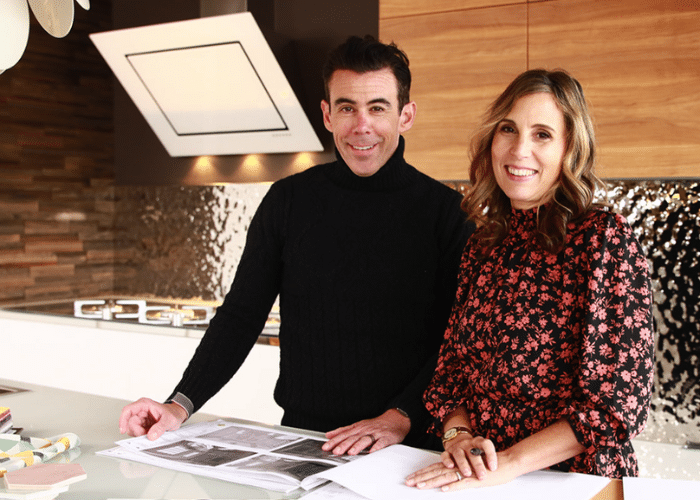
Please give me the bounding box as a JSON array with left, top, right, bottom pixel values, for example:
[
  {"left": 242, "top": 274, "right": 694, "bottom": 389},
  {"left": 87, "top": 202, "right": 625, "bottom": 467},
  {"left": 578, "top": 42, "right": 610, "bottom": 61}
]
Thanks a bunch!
[{"left": 114, "top": 179, "right": 700, "bottom": 446}]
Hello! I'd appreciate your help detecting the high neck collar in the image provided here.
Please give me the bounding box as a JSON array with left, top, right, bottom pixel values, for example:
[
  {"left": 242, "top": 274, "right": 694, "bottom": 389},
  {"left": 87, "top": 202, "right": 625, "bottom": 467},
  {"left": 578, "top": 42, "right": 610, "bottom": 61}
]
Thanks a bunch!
[
  {"left": 325, "top": 136, "right": 418, "bottom": 192},
  {"left": 508, "top": 206, "right": 540, "bottom": 233},
  {"left": 510, "top": 206, "right": 540, "bottom": 221}
]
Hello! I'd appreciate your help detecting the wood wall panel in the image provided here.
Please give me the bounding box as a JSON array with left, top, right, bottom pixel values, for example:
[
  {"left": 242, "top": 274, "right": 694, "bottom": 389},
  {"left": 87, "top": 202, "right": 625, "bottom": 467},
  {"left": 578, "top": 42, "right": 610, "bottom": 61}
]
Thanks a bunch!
[
  {"left": 529, "top": 0, "right": 700, "bottom": 178},
  {"left": 381, "top": 5, "right": 527, "bottom": 179},
  {"left": 380, "top": 0, "right": 524, "bottom": 20},
  {"left": 0, "top": 4, "right": 115, "bottom": 305}
]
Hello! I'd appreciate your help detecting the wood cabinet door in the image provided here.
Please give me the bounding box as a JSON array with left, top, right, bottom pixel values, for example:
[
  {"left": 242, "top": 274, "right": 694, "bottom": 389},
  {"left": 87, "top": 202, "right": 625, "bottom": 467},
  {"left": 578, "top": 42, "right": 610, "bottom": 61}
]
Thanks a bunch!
[{"left": 381, "top": 4, "right": 527, "bottom": 179}]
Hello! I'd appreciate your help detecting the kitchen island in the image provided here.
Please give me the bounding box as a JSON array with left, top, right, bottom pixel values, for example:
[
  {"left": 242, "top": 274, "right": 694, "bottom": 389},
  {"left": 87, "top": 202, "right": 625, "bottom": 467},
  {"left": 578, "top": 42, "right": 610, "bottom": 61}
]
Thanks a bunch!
[
  {"left": 0, "top": 379, "right": 630, "bottom": 500},
  {"left": 0, "top": 379, "right": 309, "bottom": 499}
]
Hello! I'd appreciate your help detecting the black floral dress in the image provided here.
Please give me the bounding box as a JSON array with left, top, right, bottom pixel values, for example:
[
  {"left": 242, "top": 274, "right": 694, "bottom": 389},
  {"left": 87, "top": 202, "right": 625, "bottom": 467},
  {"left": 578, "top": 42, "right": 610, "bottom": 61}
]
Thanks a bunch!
[{"left": 424, "top": 208, "right": 654, "bottom": 478}]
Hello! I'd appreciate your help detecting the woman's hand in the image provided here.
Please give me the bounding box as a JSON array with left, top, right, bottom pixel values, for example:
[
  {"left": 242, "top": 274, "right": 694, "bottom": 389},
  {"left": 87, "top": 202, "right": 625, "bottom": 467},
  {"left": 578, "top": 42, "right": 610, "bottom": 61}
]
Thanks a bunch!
[
  {"left": 406, "top": 419, "right": 587, "bottom": 491},
  {"left": 405, "top": 453, "right": 521, "bottom": 492},
  {"left": 405, "top": 434, "right": 501, "bottom": 491},
  {"left": 444, "top": 434, "right": 498, "bottom": 480}
]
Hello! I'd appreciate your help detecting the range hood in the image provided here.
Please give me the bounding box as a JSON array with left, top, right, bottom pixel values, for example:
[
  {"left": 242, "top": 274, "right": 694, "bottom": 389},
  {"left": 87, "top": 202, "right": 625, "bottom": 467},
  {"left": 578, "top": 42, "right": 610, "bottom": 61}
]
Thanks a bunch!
[{"left": 90, "top": 12, "right": 323, "bottom": 157}]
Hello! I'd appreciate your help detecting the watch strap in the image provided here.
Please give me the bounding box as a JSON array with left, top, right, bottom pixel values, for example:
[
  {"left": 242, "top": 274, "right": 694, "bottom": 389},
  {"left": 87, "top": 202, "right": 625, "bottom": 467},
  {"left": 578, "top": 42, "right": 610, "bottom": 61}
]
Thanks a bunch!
[{"left": 165, "top": 392, "right": 193, "bottom": 420}]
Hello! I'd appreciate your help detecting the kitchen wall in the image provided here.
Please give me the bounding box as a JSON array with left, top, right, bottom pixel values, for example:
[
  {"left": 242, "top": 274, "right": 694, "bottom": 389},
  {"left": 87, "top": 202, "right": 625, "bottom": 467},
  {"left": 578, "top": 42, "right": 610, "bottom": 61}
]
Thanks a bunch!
[
  {"left": 0, "top": 0, "right": 378, "bottom": 306},
  {"left": 112, "top": 183, "right": 269, "bottom": 299}
]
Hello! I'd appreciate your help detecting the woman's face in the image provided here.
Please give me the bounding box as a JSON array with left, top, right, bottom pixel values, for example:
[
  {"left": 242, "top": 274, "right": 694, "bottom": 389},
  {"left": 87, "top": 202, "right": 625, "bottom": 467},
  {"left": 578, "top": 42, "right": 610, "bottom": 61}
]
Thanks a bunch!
[{"left": 490, "top": 92, "right": 567, "bottom": 210}]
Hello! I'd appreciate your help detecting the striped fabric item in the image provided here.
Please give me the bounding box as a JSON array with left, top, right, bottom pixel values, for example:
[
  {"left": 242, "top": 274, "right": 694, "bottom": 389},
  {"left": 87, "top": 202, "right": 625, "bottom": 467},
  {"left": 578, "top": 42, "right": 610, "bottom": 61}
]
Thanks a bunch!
[{"left": 0, "top": 433, "right": 80, "bottom": 477}]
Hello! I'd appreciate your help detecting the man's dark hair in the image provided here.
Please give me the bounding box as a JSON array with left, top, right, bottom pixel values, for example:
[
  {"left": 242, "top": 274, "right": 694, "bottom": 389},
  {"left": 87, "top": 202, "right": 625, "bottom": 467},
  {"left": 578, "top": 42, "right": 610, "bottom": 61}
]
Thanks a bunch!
[{"left": 322, "top": 35, "right": 411, "bottom": 111}]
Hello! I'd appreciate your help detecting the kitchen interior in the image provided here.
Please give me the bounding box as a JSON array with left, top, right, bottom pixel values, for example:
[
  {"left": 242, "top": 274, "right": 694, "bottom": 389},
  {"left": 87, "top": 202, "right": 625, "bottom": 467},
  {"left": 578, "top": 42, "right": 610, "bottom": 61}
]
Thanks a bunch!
[{"left": 1, "top": 0, "right": 699, "bottom": 493}]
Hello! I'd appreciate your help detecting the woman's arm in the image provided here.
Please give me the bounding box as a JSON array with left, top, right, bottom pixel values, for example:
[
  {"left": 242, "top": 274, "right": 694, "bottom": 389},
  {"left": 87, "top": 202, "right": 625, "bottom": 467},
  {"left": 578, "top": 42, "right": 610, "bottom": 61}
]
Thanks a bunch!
[
  {"left": 406, "top": 417, "right": 585, "bottom": 491},
  {"left": 439, "top": 406, "right": 498, "bottom": 479}
]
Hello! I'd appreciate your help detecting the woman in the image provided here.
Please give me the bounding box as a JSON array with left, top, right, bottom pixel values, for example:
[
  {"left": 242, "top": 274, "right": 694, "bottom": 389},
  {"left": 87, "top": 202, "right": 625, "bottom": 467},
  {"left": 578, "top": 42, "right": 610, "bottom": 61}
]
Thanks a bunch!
[{"left": 406, "top": 69, "right": 654, "bottom": 492}]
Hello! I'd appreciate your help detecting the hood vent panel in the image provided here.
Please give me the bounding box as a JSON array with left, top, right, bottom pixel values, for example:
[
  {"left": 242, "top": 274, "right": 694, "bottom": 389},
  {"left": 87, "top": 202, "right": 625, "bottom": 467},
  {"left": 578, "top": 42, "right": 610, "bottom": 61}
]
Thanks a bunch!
[{"left": 91, "top": 12, "right": 322, "bottom": 157}]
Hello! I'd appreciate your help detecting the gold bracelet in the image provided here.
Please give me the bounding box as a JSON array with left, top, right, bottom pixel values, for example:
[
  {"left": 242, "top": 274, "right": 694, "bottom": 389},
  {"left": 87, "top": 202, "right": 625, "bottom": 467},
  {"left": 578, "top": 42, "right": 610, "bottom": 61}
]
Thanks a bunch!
[{"left": 442, "top": 425, "right": 473, "bottom": 444}]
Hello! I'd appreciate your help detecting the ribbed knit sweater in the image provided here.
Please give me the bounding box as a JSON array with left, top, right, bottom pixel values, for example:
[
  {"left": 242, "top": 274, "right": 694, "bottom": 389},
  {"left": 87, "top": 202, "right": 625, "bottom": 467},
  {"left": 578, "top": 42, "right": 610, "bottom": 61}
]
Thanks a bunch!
[{"left": 171, "top": 137, "right": 473, "bottom": 446}]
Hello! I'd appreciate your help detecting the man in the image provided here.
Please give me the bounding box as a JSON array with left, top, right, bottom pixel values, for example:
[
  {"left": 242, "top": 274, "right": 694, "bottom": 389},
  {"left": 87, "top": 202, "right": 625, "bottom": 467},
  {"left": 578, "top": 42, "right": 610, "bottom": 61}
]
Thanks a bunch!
[{"left": 119, "top": 35, "right": 474, "bottom": 455}]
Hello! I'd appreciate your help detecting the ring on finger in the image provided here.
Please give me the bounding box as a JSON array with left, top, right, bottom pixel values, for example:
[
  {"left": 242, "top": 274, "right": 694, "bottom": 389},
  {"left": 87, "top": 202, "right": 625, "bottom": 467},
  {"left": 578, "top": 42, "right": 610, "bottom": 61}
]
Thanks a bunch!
[
  {"left": 470, "top": 447, "right": 483, "bottom": 456},
  {"left": 367, "top": 434, "right": 377, "bottom": 446},
  {"left": 455, "top": 470, "right": 463, "bottom": 481}
]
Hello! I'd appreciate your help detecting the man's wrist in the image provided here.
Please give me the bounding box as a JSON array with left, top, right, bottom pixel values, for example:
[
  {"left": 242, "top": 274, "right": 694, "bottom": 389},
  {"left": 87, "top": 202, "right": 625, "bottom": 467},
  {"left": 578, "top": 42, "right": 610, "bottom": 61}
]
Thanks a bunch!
[
  {"left": 164, "top": 392, "right": 193, "bottom": 421},
  {"left": 393, "top": 407, "right": 410, "bottom": 420},
  {"left": 386, "top": 407, "right": 412, "bottom": 435}
]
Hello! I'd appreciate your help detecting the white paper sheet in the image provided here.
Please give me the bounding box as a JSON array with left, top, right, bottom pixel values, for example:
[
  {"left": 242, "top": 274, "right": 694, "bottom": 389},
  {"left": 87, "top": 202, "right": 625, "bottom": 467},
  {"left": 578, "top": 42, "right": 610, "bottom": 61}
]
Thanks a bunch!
[
  {"left": 623, "top": 476, "right": 700, "bottom": 500},
  {"left": 98, "top": 420, "right": 358, "bottom": 494},
  {"left": 302, "top": 482, "right": 370, "bottom": 500},
  {"left": 315, "top": 444, "right": 610, "bottom": 500}
]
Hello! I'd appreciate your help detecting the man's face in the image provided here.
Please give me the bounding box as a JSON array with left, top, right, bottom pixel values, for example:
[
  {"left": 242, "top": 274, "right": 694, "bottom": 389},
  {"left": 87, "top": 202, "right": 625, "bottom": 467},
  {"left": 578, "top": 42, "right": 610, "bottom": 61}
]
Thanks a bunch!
[{"left": 321, "top": 68, "right": 416, "bottom": 177}]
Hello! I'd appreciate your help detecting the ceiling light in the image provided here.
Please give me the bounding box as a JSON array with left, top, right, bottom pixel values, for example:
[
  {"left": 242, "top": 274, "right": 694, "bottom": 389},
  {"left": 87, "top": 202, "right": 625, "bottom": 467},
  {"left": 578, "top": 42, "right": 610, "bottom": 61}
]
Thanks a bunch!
[{"left": 0, "top": 0, "right": 90, "bottom": 74}]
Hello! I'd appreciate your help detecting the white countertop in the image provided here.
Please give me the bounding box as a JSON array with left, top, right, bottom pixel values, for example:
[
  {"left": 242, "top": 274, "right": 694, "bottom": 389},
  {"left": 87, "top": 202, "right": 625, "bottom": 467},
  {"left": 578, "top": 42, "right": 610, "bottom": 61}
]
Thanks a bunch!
[
  {"left": 2, "top": 379, "right": 699, "bottom": 500},
  {"left": 0, "top": 379, "right": 308, "bottom": 499}
]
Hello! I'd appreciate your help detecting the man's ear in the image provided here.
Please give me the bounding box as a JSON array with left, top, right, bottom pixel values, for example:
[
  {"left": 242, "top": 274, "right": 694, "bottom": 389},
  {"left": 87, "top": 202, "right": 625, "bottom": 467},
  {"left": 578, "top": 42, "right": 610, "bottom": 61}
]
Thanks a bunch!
[
  {"left": 321, "top": 100, "right": 333, "bottom": 132},
  {"left": 398, "top": 101, "right": 417, "bottom": 133}
]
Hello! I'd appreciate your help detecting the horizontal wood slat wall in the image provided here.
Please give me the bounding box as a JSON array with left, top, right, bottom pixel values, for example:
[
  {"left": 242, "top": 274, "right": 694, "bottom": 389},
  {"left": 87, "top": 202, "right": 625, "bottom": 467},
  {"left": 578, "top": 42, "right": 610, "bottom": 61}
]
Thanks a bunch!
[
  {"left": 380, "top": 0, "right": 700, "bottom": 179},
  {"left": 0, "top": 5, "right": 115, "bottom": 305}
]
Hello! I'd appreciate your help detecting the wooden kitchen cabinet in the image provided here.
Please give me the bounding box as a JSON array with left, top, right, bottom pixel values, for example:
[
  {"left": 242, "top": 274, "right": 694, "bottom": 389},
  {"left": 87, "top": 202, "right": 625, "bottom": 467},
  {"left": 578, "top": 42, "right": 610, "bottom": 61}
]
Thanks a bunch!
[
  {"left": 529, "top": 0, "right": 700, "bottom": 179},
  {"left": 380, "top": 4, "right": 527, "bottom": 180},
  {"left": 381, "top": 0, "right": 700, "bottom": 179},
  {"left": 380, "top": 0, "right": 525, "bottom": 20}
]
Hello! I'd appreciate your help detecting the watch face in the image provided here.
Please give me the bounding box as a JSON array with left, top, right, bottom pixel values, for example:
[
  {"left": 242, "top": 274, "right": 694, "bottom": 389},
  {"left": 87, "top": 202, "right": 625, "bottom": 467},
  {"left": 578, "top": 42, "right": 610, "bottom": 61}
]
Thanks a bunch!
[{"left": 444, "top": 428, "right": 457, "bottom": 439}]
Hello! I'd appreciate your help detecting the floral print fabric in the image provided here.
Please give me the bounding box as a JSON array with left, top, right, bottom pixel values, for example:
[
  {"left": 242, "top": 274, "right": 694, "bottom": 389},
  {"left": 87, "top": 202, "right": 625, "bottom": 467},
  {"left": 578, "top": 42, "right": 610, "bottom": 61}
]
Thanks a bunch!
[{"left": 424, "top": 208, "right": 654, "bottom": 477}]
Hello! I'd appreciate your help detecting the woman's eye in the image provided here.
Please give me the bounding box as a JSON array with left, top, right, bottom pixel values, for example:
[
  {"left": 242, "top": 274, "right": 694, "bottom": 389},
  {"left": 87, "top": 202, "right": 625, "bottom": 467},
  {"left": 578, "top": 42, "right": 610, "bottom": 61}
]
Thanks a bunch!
[
  {"left": 499, "top": 125, "right": 515, "bottom": 134},
  {"left": 536, "top": 131, "right": 552, "bottom": 140}
]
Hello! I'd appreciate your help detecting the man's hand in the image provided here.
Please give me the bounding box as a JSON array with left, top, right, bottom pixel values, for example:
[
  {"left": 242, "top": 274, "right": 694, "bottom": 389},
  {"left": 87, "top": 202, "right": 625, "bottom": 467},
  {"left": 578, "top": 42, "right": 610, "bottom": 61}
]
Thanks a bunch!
[
  {"left": 119, "top": 397, "right": 188, "bottom": 441},
  {"left": 321, "top": 409, "right": 411, "bottom": 456}
]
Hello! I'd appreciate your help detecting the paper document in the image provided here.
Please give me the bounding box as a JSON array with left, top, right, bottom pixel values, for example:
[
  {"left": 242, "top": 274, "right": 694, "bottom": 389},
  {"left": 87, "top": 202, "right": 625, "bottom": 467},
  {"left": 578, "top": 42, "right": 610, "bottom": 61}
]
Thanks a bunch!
[
  {"left": 98, "top": 420, "right": 359, "bottom": 493},
  {"left": 302, "top": 482, "right": 371, "bottom": 499},
  {"left": 317, "top": 444, "right": 611, "bottom": 500}
]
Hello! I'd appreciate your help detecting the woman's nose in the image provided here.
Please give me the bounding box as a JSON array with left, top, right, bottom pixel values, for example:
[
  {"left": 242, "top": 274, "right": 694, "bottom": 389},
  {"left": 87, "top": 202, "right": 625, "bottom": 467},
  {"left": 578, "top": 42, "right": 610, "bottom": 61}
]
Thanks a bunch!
[{"left": 509, "top": 136, "right": 531, "bottom": 158}]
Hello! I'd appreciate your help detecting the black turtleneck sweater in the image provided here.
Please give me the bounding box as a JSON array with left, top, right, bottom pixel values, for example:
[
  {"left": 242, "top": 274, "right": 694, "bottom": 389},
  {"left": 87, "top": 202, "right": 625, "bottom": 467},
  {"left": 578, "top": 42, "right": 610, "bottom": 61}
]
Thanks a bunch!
[{"left": 171, "top": 138, "right": 474, "bottom": 447}]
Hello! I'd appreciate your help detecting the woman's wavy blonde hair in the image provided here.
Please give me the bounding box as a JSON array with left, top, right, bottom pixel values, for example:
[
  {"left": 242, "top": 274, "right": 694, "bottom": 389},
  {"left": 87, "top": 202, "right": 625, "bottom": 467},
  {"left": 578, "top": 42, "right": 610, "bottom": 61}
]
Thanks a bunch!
[{"left": 463, "top": 69, "right": 605, "bottom": 255}]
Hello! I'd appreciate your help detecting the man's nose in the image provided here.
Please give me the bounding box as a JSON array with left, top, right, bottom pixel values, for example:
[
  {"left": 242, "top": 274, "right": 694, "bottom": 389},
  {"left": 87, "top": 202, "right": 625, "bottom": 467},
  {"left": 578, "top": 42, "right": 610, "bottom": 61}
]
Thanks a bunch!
[{"left": 353, "top": 111, "right": 371, "bottom": 133}]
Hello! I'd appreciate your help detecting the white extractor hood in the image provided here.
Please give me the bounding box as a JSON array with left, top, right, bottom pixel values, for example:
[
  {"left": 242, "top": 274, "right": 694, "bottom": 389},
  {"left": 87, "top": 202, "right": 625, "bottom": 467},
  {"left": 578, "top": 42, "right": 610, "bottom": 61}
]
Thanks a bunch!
[{"left": 90, "top": 12, "right": 323, "bottom": 157}]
